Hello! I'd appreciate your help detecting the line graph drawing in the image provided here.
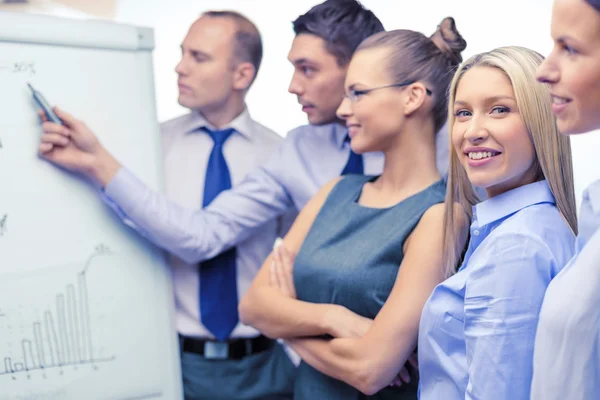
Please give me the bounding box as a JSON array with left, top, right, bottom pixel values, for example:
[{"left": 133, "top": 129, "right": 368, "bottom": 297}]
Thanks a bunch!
[{"left": 0, "top": 245, "right": 116, "bottom": 379}]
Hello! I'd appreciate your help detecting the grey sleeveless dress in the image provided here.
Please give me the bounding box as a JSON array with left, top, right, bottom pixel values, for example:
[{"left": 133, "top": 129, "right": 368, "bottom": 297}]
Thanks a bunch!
[{"left": 293, "top": 174, "right": 447, "bottom": 400}]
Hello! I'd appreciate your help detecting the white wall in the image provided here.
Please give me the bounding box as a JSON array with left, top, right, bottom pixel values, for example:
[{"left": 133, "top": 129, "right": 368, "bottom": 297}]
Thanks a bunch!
[{"left": 0, "top": 0, "right": 92, "bottom": 18}]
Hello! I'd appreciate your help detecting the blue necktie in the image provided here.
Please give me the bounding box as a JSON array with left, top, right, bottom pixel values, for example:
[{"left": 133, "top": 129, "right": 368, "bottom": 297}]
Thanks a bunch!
[
  {"left": 341, "top": 134, "right": 364, "bottom": 175},
  {"left": 199, "top": 127, "right": 238, "bottom": 341}
]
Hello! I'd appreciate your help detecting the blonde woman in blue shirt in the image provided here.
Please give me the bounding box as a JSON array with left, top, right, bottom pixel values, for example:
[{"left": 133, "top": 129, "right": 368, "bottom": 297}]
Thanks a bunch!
[
  {"left": 418, "top": 46, "right": 578, "bottom": 400},
  {"left": 531, "top": 1, "right": 600, "bottom": 398}
]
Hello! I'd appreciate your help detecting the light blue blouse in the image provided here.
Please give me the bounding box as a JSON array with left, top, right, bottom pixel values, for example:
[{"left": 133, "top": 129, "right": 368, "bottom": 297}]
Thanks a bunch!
[
  {"left": 531, "top": 178, "right": 600, "bottom": 399},
  {"left": 418, "top": 180, "right": 575, "bottom": 399}
]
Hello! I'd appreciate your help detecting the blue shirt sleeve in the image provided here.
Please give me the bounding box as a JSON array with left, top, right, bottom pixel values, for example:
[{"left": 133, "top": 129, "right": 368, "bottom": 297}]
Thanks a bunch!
[
  {"left": 101, "top": 144, "right": 295, "bottom": 264},
  {"left": 463, "top": 233, "right": 556, "bottom": 400}
]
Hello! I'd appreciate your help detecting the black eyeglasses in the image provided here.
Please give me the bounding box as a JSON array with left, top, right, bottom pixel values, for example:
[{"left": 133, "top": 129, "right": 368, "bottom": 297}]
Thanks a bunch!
[{"left": 345, "top": 80, "right": 433, "bottom": 103}]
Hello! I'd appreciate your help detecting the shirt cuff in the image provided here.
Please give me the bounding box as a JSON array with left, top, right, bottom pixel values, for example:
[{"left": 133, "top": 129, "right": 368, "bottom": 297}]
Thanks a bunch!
[{"left": 103, "top": 167, "right": 148, "bottom": 214}]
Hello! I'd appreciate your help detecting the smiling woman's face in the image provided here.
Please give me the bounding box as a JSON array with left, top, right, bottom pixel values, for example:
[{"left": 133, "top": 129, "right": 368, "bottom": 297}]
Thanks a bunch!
[
  {"left": 336, "top": 47, "right": 412, "bottom": 154},
  {"left": 536, "top": 0, "right": 600, "bottom": 134},
  {"left": 452, "top": 67, "right": 538, "bottom": 198}
]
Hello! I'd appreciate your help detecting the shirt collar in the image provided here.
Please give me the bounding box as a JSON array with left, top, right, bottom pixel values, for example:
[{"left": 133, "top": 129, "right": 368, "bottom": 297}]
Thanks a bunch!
[
  {"left": 332, "top": 122, "right": 349, "bottom": 149},
  {"left": 474, "top": 180, "right": 555, "bottom": 227},
  {"left": 183, "top": 107, "right": 253, "bottom": 140},
  {"left": 583, "top": 178, "right": 600, "bottom": 217}
]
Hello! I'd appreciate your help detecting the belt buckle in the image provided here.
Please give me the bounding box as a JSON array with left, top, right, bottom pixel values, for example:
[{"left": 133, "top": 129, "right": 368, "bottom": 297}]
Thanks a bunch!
[{"left": 204, "top": 341, "right": 229, "bottom": 360}]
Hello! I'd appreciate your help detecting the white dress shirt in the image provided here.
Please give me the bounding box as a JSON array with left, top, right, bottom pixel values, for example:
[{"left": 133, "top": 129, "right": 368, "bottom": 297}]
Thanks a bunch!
[{"left": 160, "top": 108, "right": 283, "bottom": 339}]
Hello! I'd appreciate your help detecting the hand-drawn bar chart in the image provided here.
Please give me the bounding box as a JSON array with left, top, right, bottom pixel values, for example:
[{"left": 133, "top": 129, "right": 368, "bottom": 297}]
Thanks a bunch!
[
  {"left": 0, "top": 246, "right": 116, "bottom": 378},
  {"left": 0, "top": 244, "right": 171, "bottom": 398}
]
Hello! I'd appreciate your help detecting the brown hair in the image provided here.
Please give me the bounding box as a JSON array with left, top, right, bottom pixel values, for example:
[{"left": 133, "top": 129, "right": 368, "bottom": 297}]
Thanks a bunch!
[
  {"left": 293, "top": 0, "right": 385, "bottom": 66},
  {"left": 356, "top": 17, "right": 467, "bottom": 133},
  {"left": 586, "top": 0, "right": 600, "bottom": 12},
  {"left": 203, "top": 11, "right": 263, "bottom": 84}
]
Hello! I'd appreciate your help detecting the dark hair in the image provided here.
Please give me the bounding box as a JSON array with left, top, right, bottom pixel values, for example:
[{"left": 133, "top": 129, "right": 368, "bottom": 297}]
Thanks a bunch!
[
  {"left": 292, "top": 0, "right": 385, "bottom": 66},
  {"left": 586, "top": 0, "right": 600, "bottom": 12},
  {"left": 203, "top": 11, "right": 263, "bottom": 84},
  {"left": 357, "top": 17, "right": 467, "bottom": 133}
]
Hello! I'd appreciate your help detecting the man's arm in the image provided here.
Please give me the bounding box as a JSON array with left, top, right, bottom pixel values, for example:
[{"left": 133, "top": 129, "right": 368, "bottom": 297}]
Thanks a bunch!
[
  {"left": 102, "top": 165, "right": 294, "bottom": 263},
  {"left": 39, "top": 107, "right": 295, "bottom": 263}
]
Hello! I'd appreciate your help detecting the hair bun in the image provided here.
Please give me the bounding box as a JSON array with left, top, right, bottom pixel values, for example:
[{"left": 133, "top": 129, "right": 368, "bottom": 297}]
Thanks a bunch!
[{"left": 429, "top": 17, "right": 467, "bottom": 65}]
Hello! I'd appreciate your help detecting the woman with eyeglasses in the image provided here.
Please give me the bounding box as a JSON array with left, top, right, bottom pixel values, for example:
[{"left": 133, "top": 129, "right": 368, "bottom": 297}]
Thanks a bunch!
[
  {"left": 530, "top": 1, "right": 600, "bottom": 398},
  {"left": 239, "top": 18, "right": 467, "bottom": 399}
]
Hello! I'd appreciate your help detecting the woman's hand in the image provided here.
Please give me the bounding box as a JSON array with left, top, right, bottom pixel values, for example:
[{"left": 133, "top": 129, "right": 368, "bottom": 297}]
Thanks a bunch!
[
  {"left": 269, "top": 241, "right": 374, "bottom": 339},
  {"left": 389, "top": 352, "right": 418, "bottom": 387},
  {"left": 269, "top": 241, "right": 297, "bottom": 298}
]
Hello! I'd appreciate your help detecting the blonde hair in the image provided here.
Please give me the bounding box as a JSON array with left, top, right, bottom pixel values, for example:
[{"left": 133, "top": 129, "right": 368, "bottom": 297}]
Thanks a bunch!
[{"left": 442, "top": 46, "right": 578, "bottom": 277}]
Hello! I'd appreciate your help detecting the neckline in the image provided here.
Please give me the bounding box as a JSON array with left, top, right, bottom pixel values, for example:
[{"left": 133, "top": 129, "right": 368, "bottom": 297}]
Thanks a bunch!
[{"left": 352, "top": 176, "right": 445, "bottom": 211}]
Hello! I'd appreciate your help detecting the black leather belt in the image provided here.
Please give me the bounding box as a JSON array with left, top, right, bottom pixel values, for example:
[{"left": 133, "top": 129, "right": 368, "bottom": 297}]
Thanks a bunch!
[{"left": 179, "top": 334, "right": 274, "bottom": 360}]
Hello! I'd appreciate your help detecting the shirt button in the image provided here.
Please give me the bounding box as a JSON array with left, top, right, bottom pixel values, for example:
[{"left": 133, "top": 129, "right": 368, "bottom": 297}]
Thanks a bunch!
[{"left": 473, "top": 230, "right": 480, "bottom": 236}]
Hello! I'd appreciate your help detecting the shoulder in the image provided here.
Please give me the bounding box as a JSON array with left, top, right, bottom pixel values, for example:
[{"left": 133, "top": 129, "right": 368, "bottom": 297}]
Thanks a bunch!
[
  {"left": 159, "top": 113, "right": 193, "bottom": 152},
  {"left": 427, "top": 178, "right": 448, "bottom": 199},
  {"left": 498, "top": 203, "right": 575, "bottom": 248},
  {"left": 581, "top": 178, "right": 600, "bottom": 220},
  {"left": 409, "top": 202, "right": 467, "bottom": 244},
  {"left": 159, "top": 113, "right": 191, "bottom": 135},
  {"left": 301, "top": 176, "right": 349, "bottom": 213},
  {"left": 284, "top": 123, "right": 335, "bottom": 144},
  {"left": 407, "top": 180, "right": 448, "bottom": 219},
  {"left": 470, "top": 207, "right": 575, "bottom": 280},
  {"left": 421, "top": 201, "right": 467, "bottom": 227},
  {"left": 409, "top": 180, "right": 454, "bottom": 230},
  {"left": 286, "top": 176, "right": 344, "bottom": 246},
  {"left": 403, "top": 203, "right": 447, "bottom": 250},
  {"left": 419, "top": 203, "right": 446, "bottom": 226},
  {"left": 266, "top": 123, "right": 338, "bottom": 162},
  {"left": 583, "top": 177, "right": 600, "bottom": 206},
  {"left": 263, "top": 124, "right": 315, "bottom": 153},
  {"left": 248, "top": 119, "right": 283, "bottom": 147},
  {"left": 315, "top": 176, "right": 345, "bottom": 201}
]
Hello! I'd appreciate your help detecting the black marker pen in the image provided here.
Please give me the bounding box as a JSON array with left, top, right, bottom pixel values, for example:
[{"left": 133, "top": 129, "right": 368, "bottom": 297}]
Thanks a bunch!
[{"left": 27, "top": 83, "right": 62, "bottom": 125}]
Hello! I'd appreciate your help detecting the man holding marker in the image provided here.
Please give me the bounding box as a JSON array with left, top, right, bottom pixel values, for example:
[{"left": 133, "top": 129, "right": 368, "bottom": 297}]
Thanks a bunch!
[
  {"left": 40, "top": 10, "right": 295, "bottom": 400},
  {"left": 29, "top": 83, "right": 64, "bottom": 125},
  {"left": 39, "top": 0, "right": 388, "bottom": 272}
]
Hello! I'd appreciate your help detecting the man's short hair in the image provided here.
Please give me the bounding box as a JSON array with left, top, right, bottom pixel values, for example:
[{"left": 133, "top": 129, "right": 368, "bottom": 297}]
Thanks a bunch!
[
  {"left": 292, "top": 0, "right": 385, "bottom": 66},
  {"left": 203, "top": 10, "right": 262, "bottom": 82},
  {"left": 586, "top": 0, "right": 600, "bottom": 12}
]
